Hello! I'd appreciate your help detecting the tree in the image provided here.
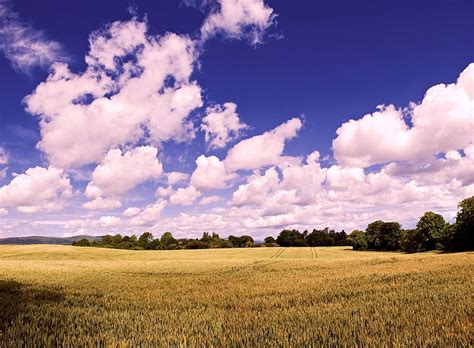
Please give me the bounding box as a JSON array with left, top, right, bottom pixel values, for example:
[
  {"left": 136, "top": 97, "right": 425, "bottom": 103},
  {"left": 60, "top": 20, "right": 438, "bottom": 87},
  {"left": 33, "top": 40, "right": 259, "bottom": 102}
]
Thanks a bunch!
[
  {"left": 400, "top": 229, "right": 421, "bottom": 253},
  {"left": 451, "top": 196, "right": 474, "bottom": 251},
  {"left": 229, "top": 235, "right": 254, "bottom": 247},
  {"left": 276, "top": 230, "right": 307, "bottom": 247},
  {"left": 200, "top": 232, "right": 212, "bottom": 243},
  {"left": 160, "top": 232, "right": 176, "bottom": 247},
  {"left": 416, "top": 212, "right": 446, "bottom": 250},
  {"left": 186, "top": 240, "right": 210, "bottom": 249},
  {"left": 347, "top": 230, "right": 367, "bottom": 251},
  {"left": 333, "top": 230, "right": 349, "bottom": 246},
  {"left": 101, "top": 235, "right": 113, "bottom": 245},
  {"left": 138, "top": 232, "right": 154, "bottom": 249},
  {"left": 264, "top": 236, "right": 276, "bottom": 244},
  {"left": 365, "top": 221, "right": 401, "bottom": 251},
  {"left": 112, "top": 234, "right": 123, "bottom": 244},
  {"left": 307, "top": 228, "right": 334, "bottom": 246},
  {"left": 73, "top": 238, "right": 91, "bottom": 247}
]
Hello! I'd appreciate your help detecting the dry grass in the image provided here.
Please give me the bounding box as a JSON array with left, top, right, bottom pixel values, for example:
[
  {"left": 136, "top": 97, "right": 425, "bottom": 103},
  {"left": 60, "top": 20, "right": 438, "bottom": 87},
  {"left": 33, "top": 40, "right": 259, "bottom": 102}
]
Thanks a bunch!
[{"left": 0, "top": 245, "right": 472, "bottom": 346}]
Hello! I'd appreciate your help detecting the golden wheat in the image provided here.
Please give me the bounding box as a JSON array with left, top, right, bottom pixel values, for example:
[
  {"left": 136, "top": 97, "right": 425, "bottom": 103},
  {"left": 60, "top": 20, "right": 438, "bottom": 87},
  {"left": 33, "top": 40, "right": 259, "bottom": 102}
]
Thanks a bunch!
[{"left": 0, "top": 245, "right": 472, "bottom": 346}]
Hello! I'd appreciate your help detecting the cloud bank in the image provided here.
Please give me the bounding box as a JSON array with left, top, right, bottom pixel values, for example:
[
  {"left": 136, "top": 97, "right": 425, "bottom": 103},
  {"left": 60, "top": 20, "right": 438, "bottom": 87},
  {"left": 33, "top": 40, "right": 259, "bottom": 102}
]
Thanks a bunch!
[{"left": 0, "top": 1, "right": 473, "bottom": 240}]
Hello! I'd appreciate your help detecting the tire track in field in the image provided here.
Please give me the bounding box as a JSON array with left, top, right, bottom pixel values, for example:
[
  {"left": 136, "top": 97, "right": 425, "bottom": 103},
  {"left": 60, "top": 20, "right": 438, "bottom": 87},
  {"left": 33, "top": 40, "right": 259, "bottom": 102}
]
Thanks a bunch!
[
  {"left": 311, "top": 247, "right": 318, "bottom": 259},
  {"left": 271, "top": 248, "right": 285, "bottom": 259}
]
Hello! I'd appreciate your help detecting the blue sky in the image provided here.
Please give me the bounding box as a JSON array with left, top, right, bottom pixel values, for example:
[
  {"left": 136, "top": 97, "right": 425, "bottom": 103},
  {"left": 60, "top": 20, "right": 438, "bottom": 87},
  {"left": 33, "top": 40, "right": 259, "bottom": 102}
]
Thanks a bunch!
[{"left": 0, "top": 0, "right": 473, "bottom": 238}]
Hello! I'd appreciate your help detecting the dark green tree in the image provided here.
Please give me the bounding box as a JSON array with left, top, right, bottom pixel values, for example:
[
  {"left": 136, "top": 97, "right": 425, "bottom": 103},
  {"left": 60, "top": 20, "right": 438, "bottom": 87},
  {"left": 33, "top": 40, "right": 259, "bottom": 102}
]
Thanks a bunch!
[
  {"left": 416, "top": 212, "right": 446, "bottom": 250},
  {"left": 138, "top": 232, "right": 154, "bottom": 249},
  {"left": 72, "top": 238, "right": 91, "bottom": 247},
  {"left": 200, "top": 232, "right": 212, "bottom": 244},
  {"left": 264, "top": 236, "right": 276, "bottom": 244},
  {"left": 276, "top": 230, "right": 307, "bottom": 247},
  {"left": 451, "top": 196, "right": 474, "bottom": 251},
  {"left": 366, "top": 221, "right": 401, "bottom": 251},
  {"left": 347, "top": 230, "right": 368, "bottom": 251},
  {"left": 400, "top": 229, "right": 421, "bottom": 253},
  {"left": 101, "top": 235, "right": 113, "bottom": 245},
  {"left": 307, "top": 228, "right": 334, "bottom": 246},
  {"left": 160, "top": 232, "right": 176, "bottom": 247}
]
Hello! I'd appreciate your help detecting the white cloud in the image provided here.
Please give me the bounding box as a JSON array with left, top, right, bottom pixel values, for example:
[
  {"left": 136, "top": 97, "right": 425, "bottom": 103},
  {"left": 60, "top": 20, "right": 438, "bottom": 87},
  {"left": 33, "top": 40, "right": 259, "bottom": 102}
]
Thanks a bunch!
[
  {"left": 232, "top": 167, "right": 280, "bottom": 206},
  {"left": 99, "top": 215, "right": 121, "bottom": 228},
  {"left": 24, "top": 19, "right": 202, "bottom": 169},
  {"left": 190, "top": 155, "right": 233, "bottom": 191},
  {"left": 0, "top": 167, "right": 72, "bottom": 213},
  {"left": 199, "top": 195, "right": 223, "bottom": 205},
  {"left": 167, "top": 171, "right": 189, "bottom": 185},
  {"left": 0, "top": 146, "right": 7, "bottom": 179},
  {"left": 85, "top": 146, "right": 162, "bottom": 203},
  {"left": 156, "top": 186, "right": 173, "bottom": 198},
  {"left": 169, "top": 186, "right": 202, "bottom": 205},
  {"left": 325, "top": 166, "right": 365, "bottom": 190},
  {"left": 200, "top": 0, "right": 276, "bottom": 45},
  {"left": 0, "top": 146, "right": 8, "bottom": 165},
  {"left": 122, "top": 206, "right": 141, "bottom": 217},
  {"left": 0, "top": 1, "right": 67, "bottom": 73},
  {"left": 333, "top": 63, "right": 474, "bottom": 167},
  {"left": 130, "top": 200, "right": 167, "bottom": 226},
  {"left": 83, "top": 197, "right": 122, "bottom": 210},
  {"left": 225, "top": 117, "right": 302, "bottom": 172},
  {"left": 201, "top": 102, "right": 248, "bottom": 148}
]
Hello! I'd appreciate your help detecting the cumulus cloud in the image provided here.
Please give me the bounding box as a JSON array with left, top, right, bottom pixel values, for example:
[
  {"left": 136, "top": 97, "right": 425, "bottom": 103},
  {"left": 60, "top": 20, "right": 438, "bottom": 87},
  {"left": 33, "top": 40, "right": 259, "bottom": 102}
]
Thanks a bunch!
[
  {"left": 99, "top": 215, "right": 121, "bottom": 227},
  {"left": 199, "top": 195, "right": 223, "bottom": 205},
  {"left": 83, "top": 197, "right": 122, "bottom": 211},
  {"left": 24, "top": 19, "right": 202, "bottom": 169},
  {"left": 225, "top": 117, "right": 303, "bottom": 172},
  {"left": 129, "top": 200, "right": 167, "bottom": 226},
  {"left": 0, "top": 1, "right": 67, "bottom": 74},
  {"left": 199, "top": 0, "right": 276, "bottom": 44},
  {"left": 333, "top": 63, "right": 474, "bottom": 167},
  {"left": 122, "top": 206, "right": 141, "bottom": 217},
  {"left": 169, "top": 186, "right": 202, "bottom": 205},
  {"left": 0, "top": 167, "right": 72, "bottom": 213},
  {"left": 201, "top": 102, "right": 248, "bottom": 148},
  {"left": 167, "top": 171, "right": 189, "bottom": 185},
  {"left": 84, "top": 146, "right": 162, "bottom": 205},
  {"left": 156, "top": 186, "right": 173, "bottom": 198},
  {"left": 190, "top": 155, "right": 233, "bottom": 191}
]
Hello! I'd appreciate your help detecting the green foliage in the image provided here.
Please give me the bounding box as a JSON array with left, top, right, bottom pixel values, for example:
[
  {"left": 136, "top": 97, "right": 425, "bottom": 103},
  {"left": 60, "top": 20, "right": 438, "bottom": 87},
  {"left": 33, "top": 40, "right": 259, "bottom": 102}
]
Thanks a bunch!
[
  {"left": 160, "top": 232, "right": 176, "bottom": 247},
  {"left": 186, "top": 240, "right": 210, "bottom": 249},
  {"left": 400, "top": 229, "right": 421, "bottom": 253},
  {"left": 366, "top": 221, "right": 401, "bottom": 251},
  {"left": 72, "top": 239, "right": 91, "bottom": 247},
  {"left": 347, "top": 230, "right": 368, "bottom": 251},
  {"left": 416, "top": 212, "right": 446, "bottom": 250},
  {"left": 450, "top": 196, "right": 474, "bottom": 251},
  {"left": 264, "top": 236, "right": 276, "bottom": 244},
  {"left": 275, "top": 228, "right": 349, "bottom": 247},
  {"left": 276, "top": 230, "right": 307, "bottom": 247},
  {"left": 138, "top": 232, "right": 154, "bottom": 249},
  {"left": 228, "top": 235, "right": 254, "bottom": 248}
]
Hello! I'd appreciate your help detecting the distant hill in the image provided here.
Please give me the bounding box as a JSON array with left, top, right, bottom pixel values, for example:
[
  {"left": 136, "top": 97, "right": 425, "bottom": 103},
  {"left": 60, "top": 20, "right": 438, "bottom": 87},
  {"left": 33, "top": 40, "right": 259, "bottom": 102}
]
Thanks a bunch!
[{"left": 0, "top": 235, "right": 103, "bottom": 245}]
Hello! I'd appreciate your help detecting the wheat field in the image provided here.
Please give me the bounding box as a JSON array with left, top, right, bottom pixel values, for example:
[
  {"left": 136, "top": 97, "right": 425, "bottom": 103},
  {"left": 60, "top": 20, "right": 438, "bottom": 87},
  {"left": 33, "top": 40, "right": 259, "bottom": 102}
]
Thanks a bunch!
[{"left": 0, "top": 245, "right": 472, "bottom": 346}]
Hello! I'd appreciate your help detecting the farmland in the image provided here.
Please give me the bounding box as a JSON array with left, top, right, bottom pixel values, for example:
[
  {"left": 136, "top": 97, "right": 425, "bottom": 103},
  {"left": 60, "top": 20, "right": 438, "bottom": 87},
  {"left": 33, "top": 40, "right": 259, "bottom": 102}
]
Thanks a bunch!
[{"left": 0, "top": 245, "right": 472, "bottom": 346}]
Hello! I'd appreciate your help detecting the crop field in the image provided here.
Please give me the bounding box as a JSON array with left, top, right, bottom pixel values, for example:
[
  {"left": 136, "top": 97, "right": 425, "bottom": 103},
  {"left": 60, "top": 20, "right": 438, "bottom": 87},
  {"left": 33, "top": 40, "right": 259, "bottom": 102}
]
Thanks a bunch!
[{"left": 0, "top": 245, "right": 472, "bottom": 346}]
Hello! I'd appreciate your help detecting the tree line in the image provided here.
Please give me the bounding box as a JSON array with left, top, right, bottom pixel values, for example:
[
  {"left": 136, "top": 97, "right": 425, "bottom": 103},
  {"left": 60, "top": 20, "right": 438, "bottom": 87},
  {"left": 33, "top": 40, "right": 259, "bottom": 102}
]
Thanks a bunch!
[
  {"left": 73, "top": 196, "right": 473, "bottom": 252},
  {"left": 348, "top": 196, "right": 474, "bottom": 252},
  {"left": 73, "top": 231, "right": 256, "bottom": 250}
]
